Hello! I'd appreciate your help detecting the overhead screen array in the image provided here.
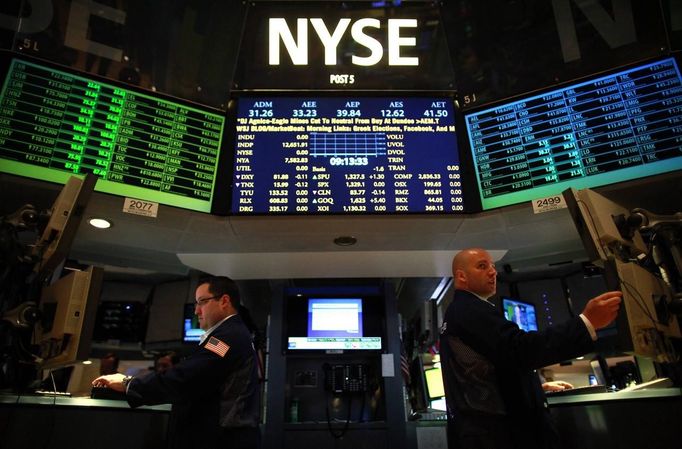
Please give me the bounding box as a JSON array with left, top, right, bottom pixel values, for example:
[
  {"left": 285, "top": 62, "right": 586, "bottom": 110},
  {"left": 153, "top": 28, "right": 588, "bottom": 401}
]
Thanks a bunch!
[
  {"left": 465, "top": 57, "right": 682, "bottom": 210},
  {"left": 2, "top": 56, "right": 680, "bottom": 216},
  {"left": 230, "top": 97, "right": 463, "bottom": 214},
  {"left": 0, "top": 58, "right": 225, "bottom": 213}
]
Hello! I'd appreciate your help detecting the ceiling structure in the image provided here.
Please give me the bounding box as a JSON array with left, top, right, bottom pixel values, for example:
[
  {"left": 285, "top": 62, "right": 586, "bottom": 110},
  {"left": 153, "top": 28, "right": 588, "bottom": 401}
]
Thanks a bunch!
[
  {"left": 2, "top": 171, "right": 680, "bottom": 283},
  {"left": 1, "top": 170, "right": 681, "bottom": 338}
]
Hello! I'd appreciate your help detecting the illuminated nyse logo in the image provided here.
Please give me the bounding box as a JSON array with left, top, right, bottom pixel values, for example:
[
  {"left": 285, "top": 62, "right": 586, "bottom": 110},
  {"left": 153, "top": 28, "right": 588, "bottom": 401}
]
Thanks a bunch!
[{"left": 268, "top": 18, "right": 419, "bottom": 67}]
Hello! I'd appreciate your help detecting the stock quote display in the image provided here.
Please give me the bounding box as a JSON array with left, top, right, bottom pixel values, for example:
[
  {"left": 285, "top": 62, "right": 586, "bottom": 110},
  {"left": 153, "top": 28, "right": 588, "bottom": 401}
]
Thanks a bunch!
[
  {"left": 0, "top": 59, "right": 224, "bottom": 212},
  {"left": 465, "top": 57, "right": 682, "bottom": 210},
  {"left": 231, "top": 97, "right": 463, "bottom": 214}
]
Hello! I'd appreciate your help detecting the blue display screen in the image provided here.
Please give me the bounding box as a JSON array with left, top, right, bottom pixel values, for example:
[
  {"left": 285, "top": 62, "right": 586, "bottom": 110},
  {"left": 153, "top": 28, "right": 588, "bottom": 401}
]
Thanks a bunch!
[
  {"left": 307, "top": 298, "right": 363, "bottom": 338},
  {"left": 464, "top": 57, "right": 682, "bottom": 210},
  {"left": 231, "top": 97, "right": 464, "bottom": 214},
  {"left": 182, "top": 303, "right": 202, "bottom": 343},
  {"left": 502, "top": 297, "right": 538, "bottom": 332}
]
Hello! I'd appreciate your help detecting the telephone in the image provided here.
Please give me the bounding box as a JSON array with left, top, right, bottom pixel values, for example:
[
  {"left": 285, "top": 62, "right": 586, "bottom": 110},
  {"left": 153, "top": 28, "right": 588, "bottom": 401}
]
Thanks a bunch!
[{"left": 323, "top": 363, "right": 368, "bottom": 393}]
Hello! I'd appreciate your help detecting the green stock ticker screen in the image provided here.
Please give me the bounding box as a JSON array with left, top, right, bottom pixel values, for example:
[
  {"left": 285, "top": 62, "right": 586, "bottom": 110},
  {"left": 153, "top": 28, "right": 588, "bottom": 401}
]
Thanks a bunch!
[{"left": 0, "top": 58, "right": 225, "bottom": 213}]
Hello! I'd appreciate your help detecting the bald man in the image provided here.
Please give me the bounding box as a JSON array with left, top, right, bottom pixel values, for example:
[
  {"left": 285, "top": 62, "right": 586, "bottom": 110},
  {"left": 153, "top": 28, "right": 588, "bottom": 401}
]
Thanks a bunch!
[{"left": 440, "top": 248, "right": 621, "bottom": 449}]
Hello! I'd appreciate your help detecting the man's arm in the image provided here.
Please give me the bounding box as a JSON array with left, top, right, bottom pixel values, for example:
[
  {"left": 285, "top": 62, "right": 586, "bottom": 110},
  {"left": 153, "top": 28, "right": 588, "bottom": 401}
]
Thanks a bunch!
[{"left": 92, "top": 373, "right": 127, "bottom": 392}]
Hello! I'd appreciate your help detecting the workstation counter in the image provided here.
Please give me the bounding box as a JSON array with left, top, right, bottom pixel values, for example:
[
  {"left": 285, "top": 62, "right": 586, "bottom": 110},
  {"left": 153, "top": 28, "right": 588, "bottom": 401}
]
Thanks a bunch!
[
  {"left": 407, "top": 388, "right": 682, "bottom": 449},
  {"left": 549, "top": 387, "right": 682, "bottom": 449},
  {"left": 0, "top": 393, "right": 171, "bottom": 449}
]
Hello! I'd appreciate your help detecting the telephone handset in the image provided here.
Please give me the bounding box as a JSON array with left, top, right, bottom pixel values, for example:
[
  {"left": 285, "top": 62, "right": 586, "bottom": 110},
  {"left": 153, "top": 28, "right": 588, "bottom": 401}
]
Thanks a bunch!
[{"left": 323, "top": 363, "right": 368, "bottom": 393}]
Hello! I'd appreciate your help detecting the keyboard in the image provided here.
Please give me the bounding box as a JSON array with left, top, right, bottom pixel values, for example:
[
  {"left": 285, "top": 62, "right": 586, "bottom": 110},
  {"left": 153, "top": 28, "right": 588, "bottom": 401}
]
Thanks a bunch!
[
  {"left": 90, "top": 386, "right": 128, "bottom": 400},
  {"left": 34, "top": 390, "right": 71, "bottom": 397},
  {"left": 545, "top": 384, "right": 608, "bottom": 396}
]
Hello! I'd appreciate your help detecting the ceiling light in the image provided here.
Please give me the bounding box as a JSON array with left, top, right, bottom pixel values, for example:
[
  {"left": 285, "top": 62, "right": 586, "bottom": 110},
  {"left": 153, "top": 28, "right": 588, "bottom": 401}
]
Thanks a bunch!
[
  {"left": 333, "top": 236, "right": 357, "bottom": 246},
  {"left": 432, "top": 277, "right": 453, "bottom": 305},
  {"left": 89, "top": 218, "right": 112, "bottom": 229}
]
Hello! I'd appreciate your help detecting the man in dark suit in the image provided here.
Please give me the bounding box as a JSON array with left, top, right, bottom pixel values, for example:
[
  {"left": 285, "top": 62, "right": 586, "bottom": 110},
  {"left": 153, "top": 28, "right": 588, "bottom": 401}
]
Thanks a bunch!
[
  {"left": 93, "top": 276, "right": 260, "bottom": 449},
  {"left": 440, "top": 248, "right": 621, "bottom": 449}
]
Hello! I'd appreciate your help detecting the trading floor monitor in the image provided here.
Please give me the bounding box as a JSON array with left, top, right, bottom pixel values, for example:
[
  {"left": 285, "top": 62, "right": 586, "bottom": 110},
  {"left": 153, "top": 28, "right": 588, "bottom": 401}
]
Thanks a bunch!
[
  {"left": 563, "top": 187, "right": 647, "bottom": 264},
  {"left": 32, "top": 174, "right": 96, "bottom": 285},
  {"left": 608, "top": 259, "right": 680, "bottom": 362},
  {"left": 33, "top": 266, "right": 103, "bottom": 370},
  {"left": 565, "top": 187, "right": 681, "bottom": 362}
]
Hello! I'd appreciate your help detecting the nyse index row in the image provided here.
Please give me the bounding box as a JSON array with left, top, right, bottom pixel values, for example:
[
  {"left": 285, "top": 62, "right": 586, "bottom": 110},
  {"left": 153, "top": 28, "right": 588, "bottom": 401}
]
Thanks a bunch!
[{"left": 231, "top": 97, "right": 464, "bottom": 214}]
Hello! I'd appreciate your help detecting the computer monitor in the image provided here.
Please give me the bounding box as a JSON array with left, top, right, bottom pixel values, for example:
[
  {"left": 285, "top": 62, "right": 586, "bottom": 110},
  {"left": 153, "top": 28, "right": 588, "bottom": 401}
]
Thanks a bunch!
[
  {"left": 408, "top": 355, "right": 429, "bottom": 413},
  {"left": 590, "top": 355, "right": 610, "bottom": 386},
  {"left": 31, "top": 174, "right": 96, "bottom": 285},
  {"left": 565, "top": 187, "right": 681, "bottom": 360},
  {"left": 0, "top": 56, "right": 225, "bottom": 213},
  {"left": 502, "top": 297, "right": 539, "bottom": 332},
  {"left": 33, "top": 265, "right": 103, "bottom": 370},
  {"left": 229, "top": 96, "right": 466, "bottom": 215},
  {"left": 607, "top": 258, "right": 681, "bottom": 360},
  {"left": 284, "top": 294, "right": 384, "bottom": 353},
  {"left": 463, "top": 56, "right": 682, "bottom": 211},
  {"left": 563, "top": 187, "right": 648, "bottom": 264},
  {"left": 182, "top": 303, "right": 203, "bottom": 343},
  {"left": 424, "top": 367, "right": 445, "bottom": 400},
  {"left": 93, "top": 301, "right": 148, "bottom": 343}
]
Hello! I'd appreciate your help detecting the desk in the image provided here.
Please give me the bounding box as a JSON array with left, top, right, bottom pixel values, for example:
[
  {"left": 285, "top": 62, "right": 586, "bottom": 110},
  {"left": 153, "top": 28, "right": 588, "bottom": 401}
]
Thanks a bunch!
[
  {"left": 549, "top": 388, "right": 682, "bottom": 449},
  {"left": 407, "top": 388, "right": 682, "bottom": 449},
  {"left": 0, "top": 394, "right": 171, "bottom": 449}
]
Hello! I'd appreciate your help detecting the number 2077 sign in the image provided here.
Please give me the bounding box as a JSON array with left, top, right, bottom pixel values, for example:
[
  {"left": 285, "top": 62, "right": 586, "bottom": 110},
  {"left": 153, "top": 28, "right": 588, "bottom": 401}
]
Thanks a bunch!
[
  {"left": 123, "top": 198, "right": 159, "bottom": 218},
  {"left": 531, "top": 194, "right": 567, "bottom": 214}
]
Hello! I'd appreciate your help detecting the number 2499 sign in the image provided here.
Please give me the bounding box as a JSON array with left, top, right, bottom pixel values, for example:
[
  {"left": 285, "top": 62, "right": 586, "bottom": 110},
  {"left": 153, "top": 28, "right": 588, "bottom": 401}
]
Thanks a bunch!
[
  {"left": 123, "top": 198, "right": 159, "bottom": 218},
  {"left": 531, "top": 194, "right": 567, "bottom": 214}
]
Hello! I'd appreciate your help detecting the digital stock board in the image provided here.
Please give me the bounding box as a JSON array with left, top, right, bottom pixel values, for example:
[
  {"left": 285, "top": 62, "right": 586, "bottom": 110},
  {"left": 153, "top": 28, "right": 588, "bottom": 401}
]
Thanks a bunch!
[
  {"left": 0, "top": 58, "right": 225, "bottom": 213},
  {"left": 230, "top": 97, "right": 464, "bottom": 214},
  {"left": 464, "top": 57, "right": 682, "bottom": 210}
]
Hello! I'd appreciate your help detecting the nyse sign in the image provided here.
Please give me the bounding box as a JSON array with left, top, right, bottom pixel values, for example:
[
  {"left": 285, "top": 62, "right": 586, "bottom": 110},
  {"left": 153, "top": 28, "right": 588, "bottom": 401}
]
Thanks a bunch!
[{"left": 269, "top": 18, "right": 419, "bottom": 67}]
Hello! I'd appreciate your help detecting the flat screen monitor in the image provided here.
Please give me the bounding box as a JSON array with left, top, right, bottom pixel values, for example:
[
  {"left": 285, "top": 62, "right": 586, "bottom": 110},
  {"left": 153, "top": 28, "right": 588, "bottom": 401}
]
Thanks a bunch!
[
  {"left": 463, "top": 56, "right": 682, "bottom": 210},
  {"left": 424, "top": 367, "right": 445, "bottom": 400},
  {"left": 93, "top": 301, "right": 148, "bottom": 343},
  {"left": 563, "top": 187, "right": 648, "bottom": 263},
  {"left": 408, "top": 355, "right": 428, "bottom": 412},
  {"left": 590, "top": 356, "right": 609, "bottom": 386},
  {"left": 0, "top": 56, "right": 226, "bottom": 213},
  {"left": 284, "top": 294, "right": 384, "bottom": 353},
  {"left": 230, "top": 96, "right": 465, "bottom": 214},
  {"left": 502, "top": 297, "right": 538, "bottom": 332},
  {"left": 565, "top": 188, "right": 681, "bottom": 359},
  {"left": 182, "top": 303, "right": 202, "bottom": 343},
  {"left": 31, "top": 174, "right": 95, "bottom": 284},
  {"left": 33, "top": 265, "right": 103, "bottom": 370}
]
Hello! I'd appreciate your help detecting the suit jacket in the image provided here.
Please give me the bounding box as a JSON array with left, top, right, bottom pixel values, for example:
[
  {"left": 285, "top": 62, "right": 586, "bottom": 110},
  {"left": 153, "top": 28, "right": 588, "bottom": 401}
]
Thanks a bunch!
[
  {"left": 440, "top": 290, "right": 593, "bottom": 449},
  {"left": 126, "top": 314, "right": 260, "bottom": 449}
]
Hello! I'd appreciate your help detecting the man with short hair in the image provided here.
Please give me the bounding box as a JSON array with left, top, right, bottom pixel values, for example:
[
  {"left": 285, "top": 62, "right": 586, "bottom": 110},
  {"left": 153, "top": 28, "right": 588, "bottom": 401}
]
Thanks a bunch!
[
  {"left": 99, "top": 352, "right": 120, "bottom": 375},
  {"left": 93, "top": 276, "right": 260, "bottom": 449},
  {"left": 440, "top": 248, "right": 621, "bottom": 449},
  {"left": 153, "top": 351, "right": 179, "bottom": 374}
]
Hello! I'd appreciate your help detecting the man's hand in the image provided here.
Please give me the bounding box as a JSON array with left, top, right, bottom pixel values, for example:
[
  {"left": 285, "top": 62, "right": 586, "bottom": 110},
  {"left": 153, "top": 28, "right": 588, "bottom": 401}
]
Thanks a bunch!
[
  {"left": 581, "top": 291, "right": 622, "bottom": 330},
  {"left": 542, "top": 381, "right": 573, "bottom": 392},
  {"left": 92, "top": 373, "right": 127, "bottom": 392}
]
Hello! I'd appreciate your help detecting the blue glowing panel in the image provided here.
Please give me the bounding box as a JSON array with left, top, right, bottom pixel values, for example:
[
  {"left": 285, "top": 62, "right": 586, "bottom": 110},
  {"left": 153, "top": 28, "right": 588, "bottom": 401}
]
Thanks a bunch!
[
  {"left": 231, "top": 97, "right": 463, "bottom": 214},
  {"left": 465, "top": 57, "right": 682, "bottom": 210}
]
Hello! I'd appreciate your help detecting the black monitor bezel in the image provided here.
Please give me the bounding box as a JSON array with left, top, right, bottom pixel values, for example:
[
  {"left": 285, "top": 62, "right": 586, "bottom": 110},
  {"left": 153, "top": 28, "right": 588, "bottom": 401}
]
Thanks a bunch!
[
  {"left": 458, "top": 53, "right": 682, "bottom": 212},
  {"left": 501, "top": 296, "right": 539, "bottom": 332},
  {"left": 217, "top": 91, "right": 476, "bottom": 216},
  {"left": 0, "top": 50, "right": 231, "bottom": 215},
  {"left": 282, "top": 288, "right": 387, "bottom": 355}
]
